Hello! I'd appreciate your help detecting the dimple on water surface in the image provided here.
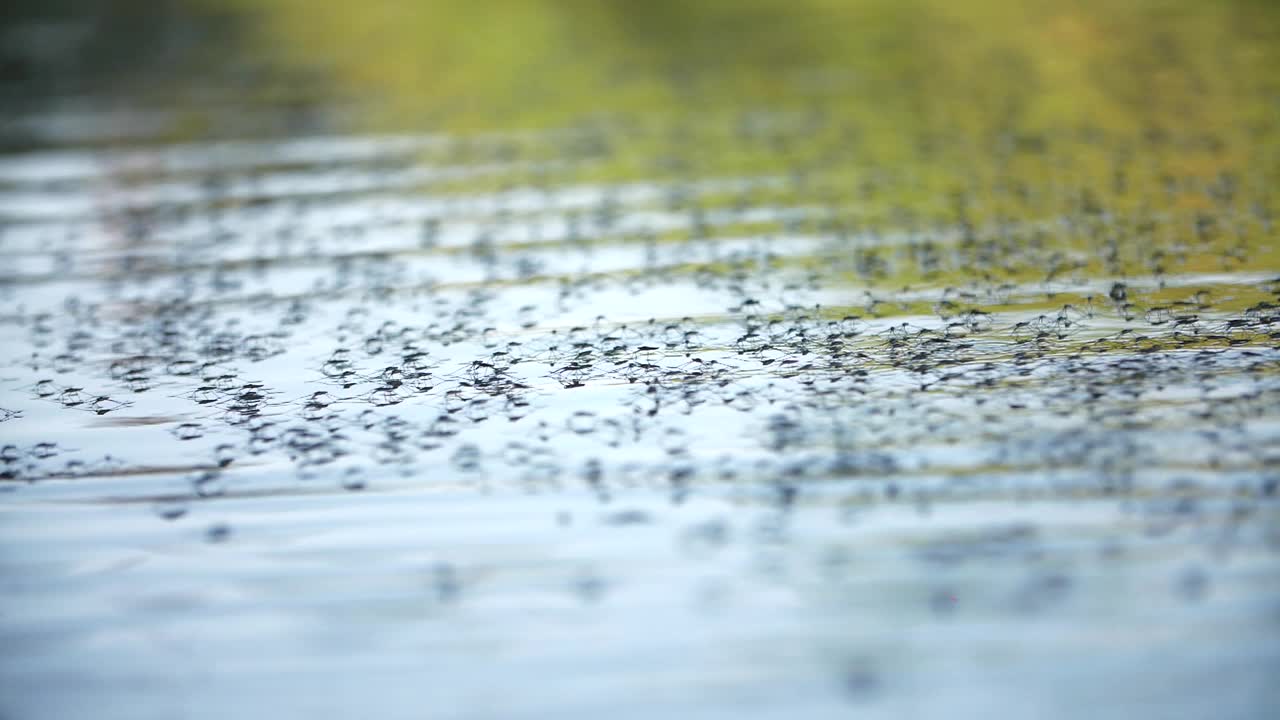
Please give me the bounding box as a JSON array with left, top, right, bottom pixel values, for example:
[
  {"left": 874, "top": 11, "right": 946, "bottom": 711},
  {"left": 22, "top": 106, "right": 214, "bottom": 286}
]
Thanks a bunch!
[{"left": 1, "top": 2, "right": 1279, "bottom": 719}]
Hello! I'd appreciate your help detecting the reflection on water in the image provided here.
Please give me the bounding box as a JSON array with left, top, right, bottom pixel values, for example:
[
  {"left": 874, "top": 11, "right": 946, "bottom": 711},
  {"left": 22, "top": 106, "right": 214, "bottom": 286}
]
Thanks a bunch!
[{"left": 1, "top": 2, "right": 1279, "bottom": 719}]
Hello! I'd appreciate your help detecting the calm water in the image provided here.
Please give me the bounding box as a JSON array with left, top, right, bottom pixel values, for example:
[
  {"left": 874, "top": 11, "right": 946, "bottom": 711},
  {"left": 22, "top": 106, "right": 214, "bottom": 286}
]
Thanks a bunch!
[{"left": 2, "top": 2, "right": 1279, "bottom": 718}]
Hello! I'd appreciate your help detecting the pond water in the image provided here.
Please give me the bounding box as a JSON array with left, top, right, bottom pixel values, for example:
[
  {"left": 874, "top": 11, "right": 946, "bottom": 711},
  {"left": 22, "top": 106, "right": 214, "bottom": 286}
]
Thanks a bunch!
[{"left": 1, "top": 2, "right": 1279, "bottom": 718}]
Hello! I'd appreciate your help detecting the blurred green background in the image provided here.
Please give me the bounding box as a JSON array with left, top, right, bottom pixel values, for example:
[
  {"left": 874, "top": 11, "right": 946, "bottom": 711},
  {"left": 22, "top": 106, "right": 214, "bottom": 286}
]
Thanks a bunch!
[
  {"left": 216, "top": 0, "right": 1279, "bottom": 135},
  {"left": 5, "top": 0, "right": 1277, "bottom": 136}
]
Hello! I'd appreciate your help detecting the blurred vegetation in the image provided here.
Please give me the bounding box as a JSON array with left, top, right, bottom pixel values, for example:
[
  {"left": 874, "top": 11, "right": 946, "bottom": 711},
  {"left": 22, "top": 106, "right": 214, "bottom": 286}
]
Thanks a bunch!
[
  {"left": 203, "top": 1, "right": 1280, "bottom": 276},
  {"left": 215, "top": 0, "right": 1280, "bottom": 132},
  {"left": 0, "top": 0, "right": 241, "bottom": 100}
]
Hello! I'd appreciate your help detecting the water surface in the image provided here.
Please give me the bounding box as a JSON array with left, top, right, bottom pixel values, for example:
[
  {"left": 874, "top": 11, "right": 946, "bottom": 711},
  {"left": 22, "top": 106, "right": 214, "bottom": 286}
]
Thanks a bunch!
[{"left": 2, "top": 2, "right": 1279, "bottom": 718}]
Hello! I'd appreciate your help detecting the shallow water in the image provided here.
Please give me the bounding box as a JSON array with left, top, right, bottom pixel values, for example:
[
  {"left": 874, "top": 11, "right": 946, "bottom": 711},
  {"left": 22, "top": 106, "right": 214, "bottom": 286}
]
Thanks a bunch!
[{"left": 2, "top": 2, "right": 1279, "bottom": 719}]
